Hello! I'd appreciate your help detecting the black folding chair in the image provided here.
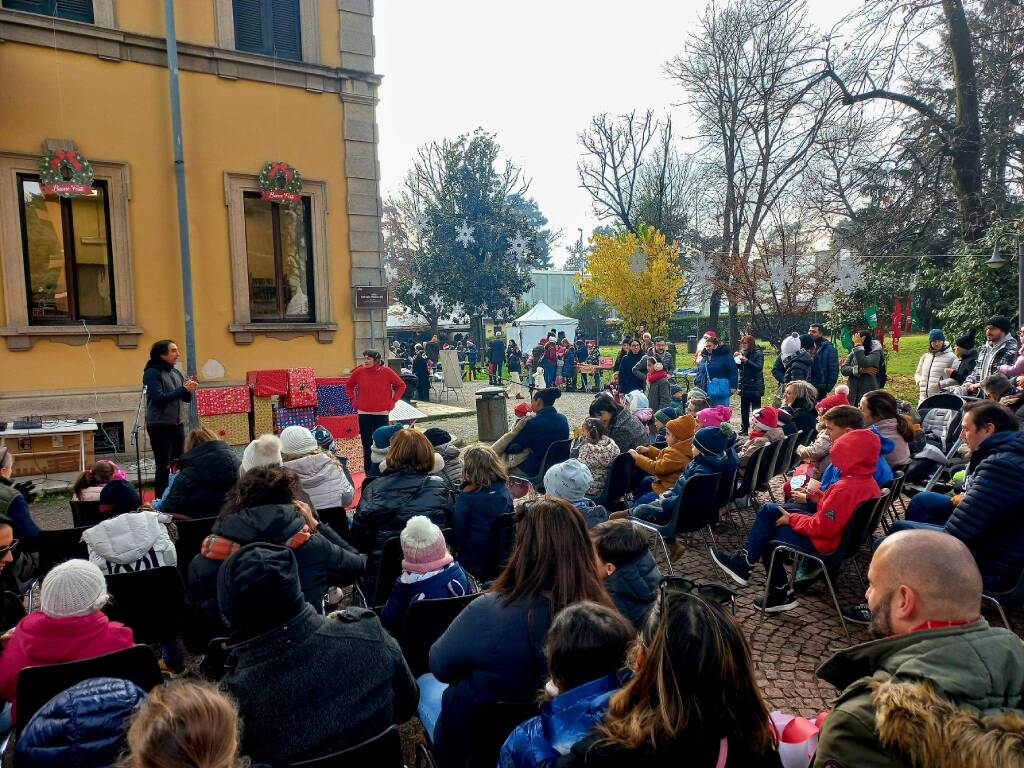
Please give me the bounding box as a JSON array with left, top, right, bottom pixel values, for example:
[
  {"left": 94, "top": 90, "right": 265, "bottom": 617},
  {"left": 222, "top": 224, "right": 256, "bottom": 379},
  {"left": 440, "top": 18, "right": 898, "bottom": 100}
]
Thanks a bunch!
[
  {"left": 766, "top": 434, "right": 799, "bottom": 502},
  {"left": 37, "top": 526, "right": 90, "bottom": 578},
  {"left": 291, "top": 726, "right": 405, "bottom": 767},
  {"left": 69, "top": 500, "right": 108, "bottom": 528},
  {"left": 400, "top": 593, "right": 481, "bottom": 677},
  {"left": 714, "top": 464, "right": 739, "bottom": 514},
  {"left": 359, "top": 529, "right": 455, "bottom": 610},
  {"left": 509, "top": 439, "right": 573, "bottom": 494},
  {"left": 761, "top": 490, "right": 889, "bottom": 642},
  {"left": 754, "top": 439, "right": 785, "bottom": 498},
  {"left": 173, "top": 516, "right": 217, "bottom": 584},
  {"left": 631, "top": 473, "right": 721, "bottom": 574},
  {"left": 732, "top": 444, "right": 768, "bottom": 507},
  {"left": 983, "top": 567, "right": 1024, "bottom": 629},
  {"left": 587, "top": 452, "right": 635, "bottom": 510},
  {"left": 878, "top": 471, "right": 905, "bottom": 534},
  {"left": 104, "top": 566, "right": 188, "bottom": 645},
  {"left": 467, "top": 513, "right": 517, "bottom": 585},
  {"left": 14, "top": 645, "right": 163, "bottom": 734}
]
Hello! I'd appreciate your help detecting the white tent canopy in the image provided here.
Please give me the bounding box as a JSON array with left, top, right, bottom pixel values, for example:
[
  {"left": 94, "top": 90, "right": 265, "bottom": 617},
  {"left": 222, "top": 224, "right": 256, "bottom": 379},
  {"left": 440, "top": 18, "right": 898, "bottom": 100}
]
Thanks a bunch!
[{"left": 504, "top": 301, "right": 578, "bottom": 351}]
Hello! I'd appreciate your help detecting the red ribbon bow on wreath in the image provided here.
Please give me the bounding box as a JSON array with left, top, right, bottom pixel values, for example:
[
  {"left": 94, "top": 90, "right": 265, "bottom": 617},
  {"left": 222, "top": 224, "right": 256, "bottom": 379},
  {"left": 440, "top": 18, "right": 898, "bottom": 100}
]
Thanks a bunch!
[
  {"left": 269, "top": 162, "right": 294, "bottom": 181},
  {"left": 50, "top": 150, "right": 82, "bottom": 172}
]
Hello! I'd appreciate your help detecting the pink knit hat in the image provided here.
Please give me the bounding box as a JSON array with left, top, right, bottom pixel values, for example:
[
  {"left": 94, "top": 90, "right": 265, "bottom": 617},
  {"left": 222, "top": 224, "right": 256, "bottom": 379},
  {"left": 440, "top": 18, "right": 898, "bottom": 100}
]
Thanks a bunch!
[
  {"left": 400, "top": 516, "right": 453, "bottom": 574},
  {"left": 697, "top": 405, "right": 733, "bottom": 427}
]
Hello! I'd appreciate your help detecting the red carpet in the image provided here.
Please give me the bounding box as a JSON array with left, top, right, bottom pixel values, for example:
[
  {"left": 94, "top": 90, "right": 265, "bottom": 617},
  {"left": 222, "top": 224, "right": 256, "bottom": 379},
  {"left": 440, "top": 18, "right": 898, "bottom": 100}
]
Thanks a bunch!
[{"left": 348, "top": 471, "right": 366, "bottom": 508}]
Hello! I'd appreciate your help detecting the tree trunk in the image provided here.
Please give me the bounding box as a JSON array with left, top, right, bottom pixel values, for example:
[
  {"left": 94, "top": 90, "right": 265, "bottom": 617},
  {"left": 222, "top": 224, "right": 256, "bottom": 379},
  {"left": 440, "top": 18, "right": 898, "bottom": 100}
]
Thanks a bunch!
[
  {"left": 708, "top": 290, "right": 722, "bottom": 333},
  {"left": 728, "top": 301, "right": 739, "bottom": 349}
]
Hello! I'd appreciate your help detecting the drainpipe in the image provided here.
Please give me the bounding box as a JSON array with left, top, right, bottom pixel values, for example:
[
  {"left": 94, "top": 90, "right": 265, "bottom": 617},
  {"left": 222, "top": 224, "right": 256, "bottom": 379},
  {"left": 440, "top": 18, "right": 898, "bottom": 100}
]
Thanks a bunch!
[{"left": 163, "top": 0, "right": 199, "bottom": 425}]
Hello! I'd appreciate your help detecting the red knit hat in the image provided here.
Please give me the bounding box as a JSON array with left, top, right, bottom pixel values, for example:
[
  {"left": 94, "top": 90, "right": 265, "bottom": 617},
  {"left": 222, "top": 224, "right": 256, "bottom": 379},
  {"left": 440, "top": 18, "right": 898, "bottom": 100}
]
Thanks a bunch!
[
  {"left": 400, "top": 516, "right": 453, "bottom": 574},
  {"left": 816, "top": 384, "right": 851, "bottom": 414},
  {"left": 704, "top": 330, "right": 718, "bottom": 339},
  {"left": 753, "top": 406, "right": 780, "bottom": 430},
  {"left": 514, "top": 402, "right": 531, "bottom": 418}
]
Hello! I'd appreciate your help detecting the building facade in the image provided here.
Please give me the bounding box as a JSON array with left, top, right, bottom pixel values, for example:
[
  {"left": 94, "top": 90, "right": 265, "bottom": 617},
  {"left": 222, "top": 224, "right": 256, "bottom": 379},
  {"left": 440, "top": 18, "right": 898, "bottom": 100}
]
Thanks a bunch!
[{"left": 0, "top": 0, "right": 385, "bottom": 445}]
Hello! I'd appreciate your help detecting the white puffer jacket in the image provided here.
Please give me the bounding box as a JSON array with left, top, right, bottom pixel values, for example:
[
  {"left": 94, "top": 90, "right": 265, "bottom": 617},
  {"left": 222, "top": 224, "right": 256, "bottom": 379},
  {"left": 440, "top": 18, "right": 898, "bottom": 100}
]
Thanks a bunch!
[
  {"left": 83, "top": 511, "right": 177, "bottom": 574},
  {"left": 914, "top": 345, "right": 958, "bottom": 402},
  {"left": 283, "top": 452, "right": 355, "bottom": 511}
]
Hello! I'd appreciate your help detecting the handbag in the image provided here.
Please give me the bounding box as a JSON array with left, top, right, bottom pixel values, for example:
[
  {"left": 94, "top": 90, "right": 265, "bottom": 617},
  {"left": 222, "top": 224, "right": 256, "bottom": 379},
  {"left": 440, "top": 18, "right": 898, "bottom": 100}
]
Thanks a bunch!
[{"left": 703, "top": 363, "right": 731, "bottom": 400}]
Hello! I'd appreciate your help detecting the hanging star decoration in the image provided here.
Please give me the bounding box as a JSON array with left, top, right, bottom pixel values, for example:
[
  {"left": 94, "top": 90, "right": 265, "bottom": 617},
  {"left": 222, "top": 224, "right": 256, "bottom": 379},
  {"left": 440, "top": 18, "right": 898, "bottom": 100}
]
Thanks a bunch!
[
  {"left": 455, "top": 221, "right": 475, "bottom": 249},
  {"left": 410, "top": 211, "right": 429, "bottom": 238},
  {"left": 407, "top": 279, "right": 422, "bottom": 299},
  {"left": 384, "top": 264, "right": 398, "bottom": 282},
  {"left": 629, "top": 249, "right": 647, "bottom": 276},
  {"left": 507, "top": 232, "right": 531, "bottom": 261},
  {"left": 429, "top": 291, "right": 445, "bottom": 310}
]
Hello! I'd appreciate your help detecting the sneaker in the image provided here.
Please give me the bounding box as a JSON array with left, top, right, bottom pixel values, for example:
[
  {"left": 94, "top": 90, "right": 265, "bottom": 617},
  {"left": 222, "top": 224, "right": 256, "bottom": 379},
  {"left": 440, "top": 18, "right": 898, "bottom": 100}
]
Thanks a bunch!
[
  {"left": 710, "top": 547, "right": 753, "bottom": 587},
  {"left": 841, "top": 603, "right": 872, "bottom": 624},
  {"left": 793, "top": 563, "right": 824, "bottom": 591},
  {"left": 754, "top": 589, "right": 799, "bottom": 613}
]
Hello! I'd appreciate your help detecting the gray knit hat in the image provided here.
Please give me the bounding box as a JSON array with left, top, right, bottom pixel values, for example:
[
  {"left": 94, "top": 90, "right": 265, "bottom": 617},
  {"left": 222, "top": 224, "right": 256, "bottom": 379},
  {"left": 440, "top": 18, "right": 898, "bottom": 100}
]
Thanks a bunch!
[
  {"left": 41, "top": 559, "right": 107, "bottom": 618},
  {"left": 544, "top": 459, "right": 593, "bottom": 501}
]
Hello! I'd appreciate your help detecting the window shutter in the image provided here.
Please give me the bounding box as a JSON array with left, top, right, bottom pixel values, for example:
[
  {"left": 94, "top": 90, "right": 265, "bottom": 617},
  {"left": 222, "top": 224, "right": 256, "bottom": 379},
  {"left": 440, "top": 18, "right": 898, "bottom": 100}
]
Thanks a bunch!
[
  {"left": 233, "top": 0, "right": 265, "bottom": 55},
  {"left": 4, "top": 0, "right": 57, "bottom": 16},
  {"left": 54, "top": 0, "right": 94, "bottom": 22},
  {"left": 270, "top": 0, "right": 301, "bottom": 61}
]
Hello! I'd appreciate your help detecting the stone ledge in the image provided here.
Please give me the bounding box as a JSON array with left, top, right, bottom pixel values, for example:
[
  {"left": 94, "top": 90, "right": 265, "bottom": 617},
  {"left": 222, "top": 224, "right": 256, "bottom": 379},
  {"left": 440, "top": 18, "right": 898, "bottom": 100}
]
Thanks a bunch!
[
  {"left": 0, "top": 324, "right": 143, "bottom": 351},
  {"left": 228, "top": 322, "right": 337, "bottom": 344}
]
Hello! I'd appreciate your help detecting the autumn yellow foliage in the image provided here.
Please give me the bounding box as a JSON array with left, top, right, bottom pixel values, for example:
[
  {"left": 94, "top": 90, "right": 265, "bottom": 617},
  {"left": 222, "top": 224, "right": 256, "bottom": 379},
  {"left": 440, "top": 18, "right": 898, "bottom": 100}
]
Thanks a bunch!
[{"left": 578, "top": 227, "right": 685, "bottom": 335}]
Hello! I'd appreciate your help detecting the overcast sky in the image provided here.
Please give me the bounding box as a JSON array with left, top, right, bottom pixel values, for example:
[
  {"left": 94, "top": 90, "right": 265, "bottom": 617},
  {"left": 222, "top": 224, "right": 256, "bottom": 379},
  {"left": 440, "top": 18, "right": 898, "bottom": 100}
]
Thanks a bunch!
[{"left": 374, "top": 1, "right": 861, "bottom": 267}]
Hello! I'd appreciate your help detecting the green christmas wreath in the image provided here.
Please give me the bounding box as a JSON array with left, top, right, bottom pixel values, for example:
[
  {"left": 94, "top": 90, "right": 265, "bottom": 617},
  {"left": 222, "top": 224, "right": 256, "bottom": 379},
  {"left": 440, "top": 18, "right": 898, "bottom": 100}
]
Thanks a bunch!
[
  {"left": 258, "top": 161, "right": 303, "bottom": 194},
  {"left": 38, "top": 149, "right": 94, "bottom": 188}
]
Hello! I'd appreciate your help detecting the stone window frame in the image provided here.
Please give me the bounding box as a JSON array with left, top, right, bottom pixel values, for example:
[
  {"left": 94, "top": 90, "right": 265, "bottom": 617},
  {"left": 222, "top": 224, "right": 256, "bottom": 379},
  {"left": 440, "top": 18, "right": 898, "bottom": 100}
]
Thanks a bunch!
[
  {"left": 214, "top": 0, "right": 321, "bottom": 65},
  {"left": 224, "top": 171, "right": 335, "bottom": 344},
  {"left": 0, "top": 148, "right": 140, "bottom": 351},
  {"left": 0, "top": 0, "right": 115, "bottom": 26}
]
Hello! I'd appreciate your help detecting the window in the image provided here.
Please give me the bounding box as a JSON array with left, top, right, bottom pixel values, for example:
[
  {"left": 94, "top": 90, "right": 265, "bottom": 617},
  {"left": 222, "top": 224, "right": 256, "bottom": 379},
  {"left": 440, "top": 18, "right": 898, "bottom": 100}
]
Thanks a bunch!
[
  {"left": 17, "top": 175, "right": 115, "bottom": 325},
  {"left": 233, "top": 0, "right": 301, "bottom": 61},
  {"left": 3, "top": 0, "right": 94, "bottom": 23},
  {"left": 243, "top": 192, "right": 314, "bottom": 322}
]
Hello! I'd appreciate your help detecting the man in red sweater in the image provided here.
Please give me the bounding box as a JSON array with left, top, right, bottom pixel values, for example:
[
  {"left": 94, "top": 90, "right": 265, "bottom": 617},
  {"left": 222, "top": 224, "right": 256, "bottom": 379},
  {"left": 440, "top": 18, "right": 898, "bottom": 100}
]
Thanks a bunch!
[
  {"left": 711, "top": 429, "right": 881, "bottom": 612},
  {"left": 345, "top": 350, "right": 406, "bottom": 473}
]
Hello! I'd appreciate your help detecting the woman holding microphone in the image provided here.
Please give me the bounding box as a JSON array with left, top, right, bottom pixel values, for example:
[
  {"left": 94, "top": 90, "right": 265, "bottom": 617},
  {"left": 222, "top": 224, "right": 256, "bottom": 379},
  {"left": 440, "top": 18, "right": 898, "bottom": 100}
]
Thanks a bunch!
[{"left": 143, "top": 339, "right": 197, "bottom": 496}]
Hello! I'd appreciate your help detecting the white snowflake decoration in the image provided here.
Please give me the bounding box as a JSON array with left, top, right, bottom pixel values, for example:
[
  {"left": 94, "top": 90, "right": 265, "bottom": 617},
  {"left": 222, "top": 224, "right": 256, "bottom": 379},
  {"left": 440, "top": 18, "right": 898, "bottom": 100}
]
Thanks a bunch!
[
  {"left": 429, "top": 291, "right": 445, "bottom": 310},
  {"left": 686, "top": 253, "right": 715, "bottom": 303},
  {"left": 407, "top": 279, "right": 422, "bottom": 299},
  {"left": 833, "top": 259, "right": 861, "bottom": 296},
  {"left": 451, "top": 301, "right": 465, "bottom": 320},
  {"left": 628, "top": 249, "right": 647, "bottom": 275},
  {"left": 507, "top": 232, "right": 530, "bottom": 260},
  {"left": 384, "top": 264, "right": 398, "bottom": 282},
  {"left": 455, "top": 221, "right": 475, "bottom": 249},
  {"left": 410, "top": 211, "right": 429, "bottom": 238}
]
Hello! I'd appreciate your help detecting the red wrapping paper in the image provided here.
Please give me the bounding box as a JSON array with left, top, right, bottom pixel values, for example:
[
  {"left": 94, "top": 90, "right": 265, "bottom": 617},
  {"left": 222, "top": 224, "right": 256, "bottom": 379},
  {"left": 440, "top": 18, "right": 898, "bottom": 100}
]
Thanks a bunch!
[{"left": 196, "top": 385, "right": 251, "bottom": 416}]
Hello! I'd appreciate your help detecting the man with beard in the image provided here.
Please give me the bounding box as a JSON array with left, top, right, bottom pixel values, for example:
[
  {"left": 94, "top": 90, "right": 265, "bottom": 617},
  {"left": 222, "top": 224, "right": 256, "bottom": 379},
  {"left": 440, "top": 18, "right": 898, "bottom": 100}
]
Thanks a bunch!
[{"left": 813, "top": 530, "right": 1024, "bottom": 767}]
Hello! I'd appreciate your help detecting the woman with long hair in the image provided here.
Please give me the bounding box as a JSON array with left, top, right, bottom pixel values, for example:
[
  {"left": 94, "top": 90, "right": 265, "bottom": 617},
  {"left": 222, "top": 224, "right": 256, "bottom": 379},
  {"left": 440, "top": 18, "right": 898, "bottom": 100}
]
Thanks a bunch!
[
  {"left": 423, "top": 498, "right": 613, "bottom": 767},
  {"left": 561, "top": 586, "right": 781, "bottom": 766},
  {"left": 860, "top": 389, "right": 914, "bottom": 468},
  {"left": 840, "top": 329, "right": 882, "bottom": 407},
  {"left": 158, "top": 426, "right": 240, "bottom": 518},
  {"left": 143, "top": 339, "right": 198, "bottom": 497}
]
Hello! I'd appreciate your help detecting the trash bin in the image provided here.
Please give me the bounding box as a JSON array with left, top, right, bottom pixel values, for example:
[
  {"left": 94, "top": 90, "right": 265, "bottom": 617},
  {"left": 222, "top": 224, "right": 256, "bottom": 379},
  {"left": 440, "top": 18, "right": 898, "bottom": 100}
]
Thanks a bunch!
[
  {"left": 476, "top": 386, "right": 508, "bottom": 442},
  {"left": 687, "top": 335, "right": 698, "bottom": 354},
  {"left": 400, "top": 374, "right": 417, "bottom": 403}
]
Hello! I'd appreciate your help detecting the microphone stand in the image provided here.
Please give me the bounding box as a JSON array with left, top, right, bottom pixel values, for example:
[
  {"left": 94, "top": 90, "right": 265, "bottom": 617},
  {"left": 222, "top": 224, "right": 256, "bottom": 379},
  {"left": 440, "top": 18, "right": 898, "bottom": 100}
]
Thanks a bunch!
[{"left": 130, "top": 385, "right": 147, "bottom": 491}]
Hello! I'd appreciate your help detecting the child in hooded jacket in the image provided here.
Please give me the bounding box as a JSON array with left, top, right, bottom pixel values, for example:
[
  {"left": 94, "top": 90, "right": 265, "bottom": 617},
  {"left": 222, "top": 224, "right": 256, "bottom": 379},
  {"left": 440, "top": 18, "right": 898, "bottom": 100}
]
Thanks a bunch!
[{"left": 628, "top": 414, "right": 696, "bottom": 506}]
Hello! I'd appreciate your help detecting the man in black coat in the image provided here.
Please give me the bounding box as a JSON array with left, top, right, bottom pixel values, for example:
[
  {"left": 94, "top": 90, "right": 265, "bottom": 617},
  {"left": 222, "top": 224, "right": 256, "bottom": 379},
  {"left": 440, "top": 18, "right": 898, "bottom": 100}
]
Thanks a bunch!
[
  {"left": 488, "top": 330, "right": 506, "bottom": 385},
  {"left": 219, "top": 543, "right": 417, "bottom": 765}
]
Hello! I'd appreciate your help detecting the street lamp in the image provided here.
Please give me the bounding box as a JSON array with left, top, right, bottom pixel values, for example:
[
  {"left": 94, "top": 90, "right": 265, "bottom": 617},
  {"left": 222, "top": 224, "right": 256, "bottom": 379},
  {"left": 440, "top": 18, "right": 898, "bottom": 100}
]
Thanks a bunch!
[{"left": 986, "top": 234, "right": 1024, "bottom": 325}]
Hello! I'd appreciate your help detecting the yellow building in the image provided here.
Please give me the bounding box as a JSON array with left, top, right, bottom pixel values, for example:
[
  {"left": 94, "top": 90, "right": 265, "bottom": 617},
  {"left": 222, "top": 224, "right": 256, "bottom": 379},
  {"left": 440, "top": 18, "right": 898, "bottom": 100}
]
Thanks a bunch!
[{"left": 0, "top": 0, "right": 386, "bottom": 448}]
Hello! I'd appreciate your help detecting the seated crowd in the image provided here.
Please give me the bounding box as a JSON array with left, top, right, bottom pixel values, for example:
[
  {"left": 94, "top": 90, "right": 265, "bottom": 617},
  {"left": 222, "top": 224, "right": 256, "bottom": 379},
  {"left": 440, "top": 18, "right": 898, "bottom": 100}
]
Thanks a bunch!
[{"left": 5, "top": 318, "right": 1024, "bottom": 767}]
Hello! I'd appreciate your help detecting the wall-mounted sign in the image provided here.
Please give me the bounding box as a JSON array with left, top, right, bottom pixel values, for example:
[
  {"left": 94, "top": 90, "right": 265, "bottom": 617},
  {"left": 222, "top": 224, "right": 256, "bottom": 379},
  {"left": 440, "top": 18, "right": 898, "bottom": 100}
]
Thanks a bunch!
[
  {"left": 38, "top": 148, "right": 94, "bottom": 197},
  {"left": 258, "top": 161, "right": 303, "bottom": 202},
  {"left": 355, "top": 286, "right": 388, "bottom": 309}
]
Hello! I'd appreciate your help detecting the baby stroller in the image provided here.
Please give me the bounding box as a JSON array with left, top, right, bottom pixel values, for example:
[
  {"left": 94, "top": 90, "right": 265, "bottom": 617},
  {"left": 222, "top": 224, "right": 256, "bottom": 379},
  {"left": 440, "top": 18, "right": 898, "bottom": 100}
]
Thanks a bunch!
[{"left": 904, "top": 393, "right": 969, "bottom": 495}]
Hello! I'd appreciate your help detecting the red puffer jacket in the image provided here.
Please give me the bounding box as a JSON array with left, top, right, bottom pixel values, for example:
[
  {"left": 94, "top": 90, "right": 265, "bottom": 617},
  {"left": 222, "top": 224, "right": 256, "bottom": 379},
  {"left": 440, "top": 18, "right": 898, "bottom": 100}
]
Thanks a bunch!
[{"left": 789, "top": 429, "right": 881, "bottom": 554}]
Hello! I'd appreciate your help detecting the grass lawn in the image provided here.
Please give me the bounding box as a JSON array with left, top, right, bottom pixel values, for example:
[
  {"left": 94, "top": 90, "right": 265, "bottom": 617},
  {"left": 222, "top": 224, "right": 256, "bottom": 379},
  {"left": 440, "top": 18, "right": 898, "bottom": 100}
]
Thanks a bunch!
[{"left": 601, "top": 333, "right": 930, "bottom": 405}]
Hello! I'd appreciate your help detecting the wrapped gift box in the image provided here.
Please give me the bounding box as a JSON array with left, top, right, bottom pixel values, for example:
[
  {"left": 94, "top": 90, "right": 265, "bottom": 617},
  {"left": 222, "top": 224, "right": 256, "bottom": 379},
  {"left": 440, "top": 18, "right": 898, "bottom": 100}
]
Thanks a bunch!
[
  {"left": 315, "top": 383, "right": 355, "bottom": 417},
  {"left": 283, "top": 368, "right": 317, "bottom": 408},
  {"left": 315, "top": 377, "right": 347, "bottom": 386},
  {"left": 275, "top": 405, "right": 315, "bottom": 431},
  {"left": 333, "top": 436, "right": 364, "bottom": 469},
  {"left": 251, "top": 393, "right": 275, "bottom": 437},
  {"left": 246, "top": 369, "right": 289, "bottom": 397},
  {"left": 315, "top": 415, "right": 359, "bottom": 440},
  {"left": 196, "top": 385, "right": 251, "bottom": 417},
  {"left": 202, "top": 412, "right": 250, "bottom": 445}
]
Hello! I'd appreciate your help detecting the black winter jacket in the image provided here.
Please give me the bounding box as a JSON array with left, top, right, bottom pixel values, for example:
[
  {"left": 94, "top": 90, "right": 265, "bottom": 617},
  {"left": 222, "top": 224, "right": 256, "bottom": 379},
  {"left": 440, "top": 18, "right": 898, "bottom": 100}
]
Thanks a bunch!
[
  {"left": 773, "top": 350, "right": 814, "bottom": 385},
  {"left": 222, "top": 605, "right": 418, "bottom": 766},
  {"left": 557, "top": 730, "right": 783, "bottom": 768},
  {"left": 188, "top": 504, "right": 364, "bottom": 636},
  {"left": 16, "top": 676, "right": 145, "bottom": 768},
  {"left": 605, "top": 552, "right": 660, "bottom": 630},
  {"left": 452, "top": 481, "right": 514, "bottom": 579},
  {"left": 738, "top": 347, "right": 765, "bottom": 397},
  {"left": 143, "top": 360, "right": 191, "bottom": 426},
  {"left": 161, "top": 439, "right": 240, "bottom": 518},
  {"left": 944, "top": 431, "right": 1024, "bottom": 590},
  {"left": 350, "top": 470, "right": 454, "bottom": 593},
  {"left": 431, "top": 592, "right": 552, "bottom": 767}
]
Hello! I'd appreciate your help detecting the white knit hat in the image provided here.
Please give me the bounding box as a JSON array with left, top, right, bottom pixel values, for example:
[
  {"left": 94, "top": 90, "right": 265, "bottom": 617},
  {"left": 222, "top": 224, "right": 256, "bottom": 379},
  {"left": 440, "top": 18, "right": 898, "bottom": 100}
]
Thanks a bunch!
[
  {"left": 780, "top": 332, "right": 801, "bottom": 362},
  {"left": 241, "top": 434, "right": 283, "bottom": 474},
  {"left": 41, "top": 559, "right": 107, "bottom": 618},
  {"left": 279, "top": 426, "right": 318, "bottom": 459}
]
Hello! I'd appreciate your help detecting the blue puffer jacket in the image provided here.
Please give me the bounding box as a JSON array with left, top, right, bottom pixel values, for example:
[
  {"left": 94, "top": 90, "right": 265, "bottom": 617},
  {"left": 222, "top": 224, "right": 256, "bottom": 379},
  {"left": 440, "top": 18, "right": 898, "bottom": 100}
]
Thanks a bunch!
[
  {"left": 657, "top": 448, "right": 738, "bottom": 513},
  {"left": 16, "top": 676, "right": 146, "bottom": 768},
  {"left": 944, "top": 431, "right": 1024, "bottom": 590},
  {"left": 562, "top": 347, "right": 576, "bottom": 378},
  {"left": 695, "top": 346, "right": 738, "bottom": 393},
  {"left": 811, "top": 339, "right": 840, "bottom": 395},
  {"left": 452, "top": 482, "right": 515, "bottom": 579},
  {"left": 508, "top": 406, "right": 571, "bottom": 477},
  {"left": 605, "top": 552, "right": 660, "bottom": 629},
  {"left": 379, "top": 562, "right": 470, "bottom": 634},
  {"left": 498, "top": 672, "right": 628, "bottom": 768}
]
